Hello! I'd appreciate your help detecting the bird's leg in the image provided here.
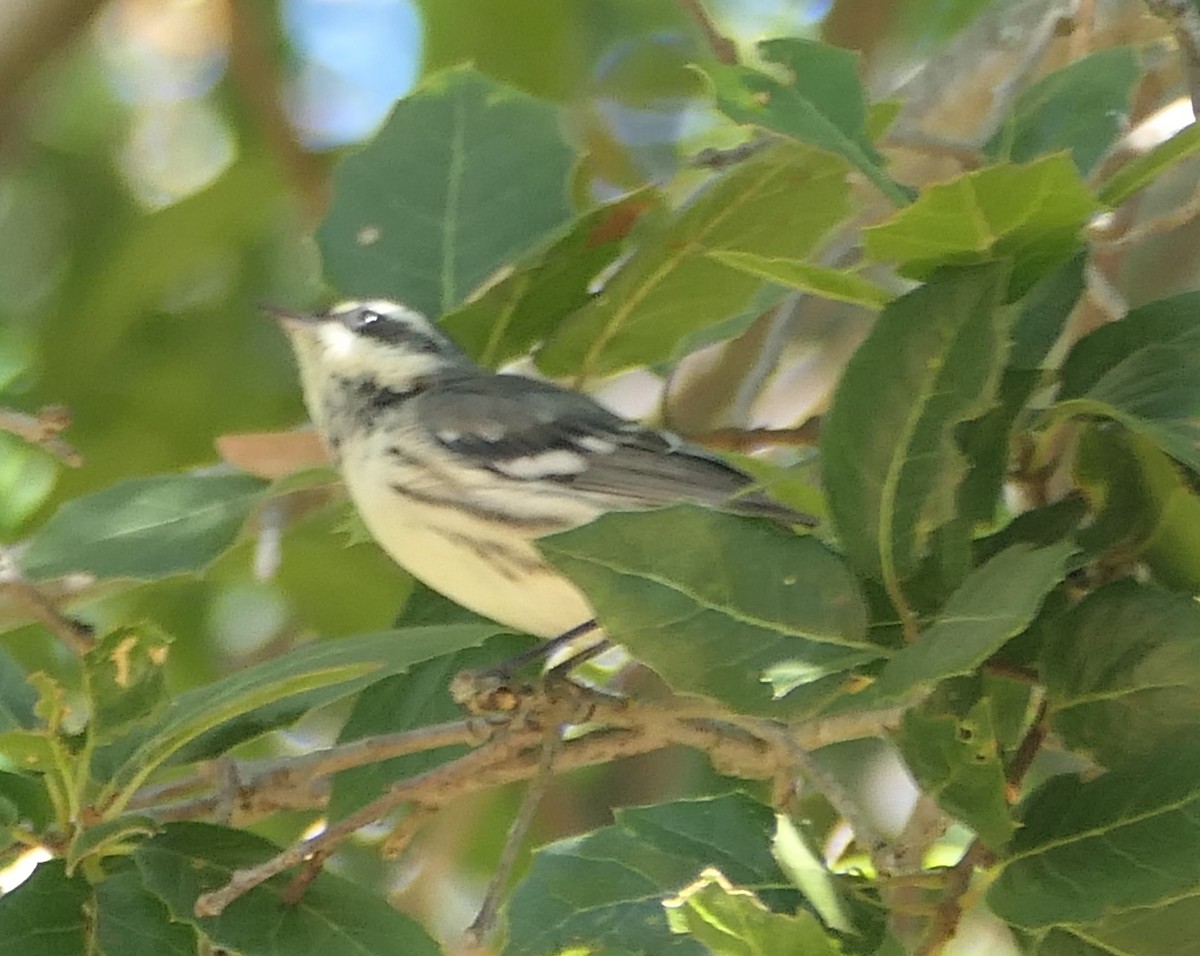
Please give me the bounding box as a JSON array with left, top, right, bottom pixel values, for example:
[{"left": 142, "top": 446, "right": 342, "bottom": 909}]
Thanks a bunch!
[{"left": 450, "top": 619, "right": 609, "bottom": 716}]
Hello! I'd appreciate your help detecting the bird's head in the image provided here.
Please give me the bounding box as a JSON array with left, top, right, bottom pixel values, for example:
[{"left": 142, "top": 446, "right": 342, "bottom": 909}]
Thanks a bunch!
[{"left": 267, "top": 299, "right": 466, "bottom": 406}]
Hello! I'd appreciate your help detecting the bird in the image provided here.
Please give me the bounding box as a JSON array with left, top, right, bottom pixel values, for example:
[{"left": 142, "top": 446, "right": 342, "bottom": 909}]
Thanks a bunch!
[{"left": 270, "top": 299, "right": 817, "bottom": 641}]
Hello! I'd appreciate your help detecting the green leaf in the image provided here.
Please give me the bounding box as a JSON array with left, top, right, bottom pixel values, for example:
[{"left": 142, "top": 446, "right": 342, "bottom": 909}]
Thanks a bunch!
[
  {"left": 0, "top": 771, "right": 53, "bottom": 830},
  {"left": 1053, "top": 894, "right": 1200, "bottom": 956},
  {"left": 135, "top": 823, "right": 440, "bottom": 956},
  {"left": 19, "top": 473, "right": 265, "bottom": 581},
  {"left": 536, "top": 142, "right": 850, "bottom": 379},
  {"left": 317, "top": 66, "right": 575, "bottom": 319},
  {"left": 821, "top": 263, "right": 1010, "bottom": 606},
  {"left": 440, "top": 192, "right": 655, "bottom": 367},
  {"left": 1099, "top": 121, "right": 1200, "bottom": 207},
  {"left": 506, "top": 793, "right": 799, "bottom": 956},
  {"left": 873, "top": 541, "right": 1075, "bottom": 701},
  {"left": 95, "top": 870, "right": 196, "bottom": 956},
  {"left": 707, "top": 251, "right": 893, "bottom": 309},
  {"left": 1042, "top": 581, "right": 1200, "bottom": 769},
  {"left": 0, "top": 647, "right": 36, "bottom": 730},
  {"left": 863, "top": 156, "right": 1097, "bottom": 298},
  {"left": 663, "top": 867, "right": 840, "bottom": 955},
  {"left": 989, "top": 47, "right": 1139, "bottom": 175},
  {"left": 1056, "top": 291, "right": 1200, "bottom": 473},
  {"left": 540, "top": 506, "right": 878, "bottom": 717},
  {"left": 701, "top": 37, "right": 910, "bottom": 205},
  {"left": 0, "top": 859, "right": 90, "bottom": 956},
  {"left": 105, "top": 625, "right": 499, "bottom": 801},
  {"left": 67, "top": 814, "right": 158, "bottom": 873},
  {"left": 895, "top": 698, "right": 1013, "bottom": 848},
  {"left": 771, "top": 816, "right": 853, "bottom": 934},
  {"left": 957, "top": 248, "right": 1084, "bottom": 525},
  {"left": 1075, "top": 426, "right": 1200, "bottom": 590},
  {"left": 83, "top": 625, "right": 171, "bottom": 743},
  {"left": 328, "top": 631, "right": 534, "bottom": 819},
  {"left": 989, "top": 745, "right": 1200, "bottom": 928}
]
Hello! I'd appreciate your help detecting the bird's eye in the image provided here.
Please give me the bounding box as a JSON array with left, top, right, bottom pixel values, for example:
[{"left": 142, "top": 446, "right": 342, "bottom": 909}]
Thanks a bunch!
[{"left": 355, "top": 309, "right": 383, "bottom": 327}]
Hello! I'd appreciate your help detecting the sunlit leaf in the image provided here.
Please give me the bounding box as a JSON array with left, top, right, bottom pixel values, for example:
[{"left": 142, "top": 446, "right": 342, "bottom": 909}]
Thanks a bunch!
[
  {"left": 507, "top": 793, "right": 800, "bottom": 956},
  {"left": 664, "top": 867, "right": 840, "bottom": 955},
  {"left": 318, "top": 67, "right": 575, "bottom": 319},
  {"left": 702, "top": 37, "right": 909, "bottom": 205},
  {"left": 541, "top": 506, "right": 878, "bottom": 717},
  {"left": 707, "top": 251, "right": 893, "bottom": 309},
  {"left": 864, "top": 156, "right": 1097, "bottom": 298},
  {"left": 537, "top": 142, "right": 850, "bottom": 379}
]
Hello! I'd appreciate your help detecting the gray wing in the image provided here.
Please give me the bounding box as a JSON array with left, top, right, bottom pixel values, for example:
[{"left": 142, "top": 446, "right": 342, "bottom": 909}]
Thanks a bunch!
[{"left": 412, "top": 371, "right": 817, "bottom": 525}]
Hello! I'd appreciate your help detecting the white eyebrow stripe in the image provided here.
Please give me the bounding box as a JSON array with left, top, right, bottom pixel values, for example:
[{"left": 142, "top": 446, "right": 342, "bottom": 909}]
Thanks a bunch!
[{"left": 495, "top": 449, "right": 589, "bottom": 479}]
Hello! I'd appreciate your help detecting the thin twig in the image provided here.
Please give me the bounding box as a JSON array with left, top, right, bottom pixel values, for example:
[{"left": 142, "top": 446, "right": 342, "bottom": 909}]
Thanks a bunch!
[
  {"left": 1089, "top": 180, "right": 1200, "bottom": 246},
  {"left": 691, "top": 138, "right": 772, "bottom": 170},
  {"left": 0, "top": 547, "right": 94, "bottom": 654},
  {"left": 1146, "top": 0, "right": 1200, "bottom": 118},
  {"left": 0, "top": 405, "right": 82, "bottom": 466},
  {"left": 189, "top": 688, "right": 906, "bottom": 916},
  {"left": 688, "top": 421, "right": 820, "bottom": 452},
  {"left": 465, "top": 727, "right": 562, "bottom": 946},
  {"left": 880, "top": 130, "right": 985, "bottom": 169},
  {"left": 674, "top": 0, "right": 737, "bottom": 65},
  {"left": 912, "top": 840, "right": 994, "bottom": 956},
  {"left": 225, "top": 3, "right": 328, "bottom": 222}
]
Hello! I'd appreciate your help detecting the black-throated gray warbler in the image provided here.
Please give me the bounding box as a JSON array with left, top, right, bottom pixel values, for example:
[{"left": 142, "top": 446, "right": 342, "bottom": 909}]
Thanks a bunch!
[{"left": 272, "top": 299, "right": 817, "bottom": 639}]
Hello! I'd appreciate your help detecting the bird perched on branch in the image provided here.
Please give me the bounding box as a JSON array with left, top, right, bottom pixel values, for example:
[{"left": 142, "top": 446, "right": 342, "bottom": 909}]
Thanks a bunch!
[{"left": 271, "top": 299, "right": 816, "bottom": 640}]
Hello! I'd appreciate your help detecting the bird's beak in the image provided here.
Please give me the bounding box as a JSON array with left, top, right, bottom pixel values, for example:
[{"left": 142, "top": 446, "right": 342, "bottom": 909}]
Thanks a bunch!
[{"left": 260, "top": 303, "right": 323, "bottom": 330}]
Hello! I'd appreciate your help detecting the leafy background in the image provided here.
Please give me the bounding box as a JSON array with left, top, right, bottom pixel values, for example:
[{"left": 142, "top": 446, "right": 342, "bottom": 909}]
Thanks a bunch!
[{"left": 4, "top": 1, "right": 1200, "bottom": 955}]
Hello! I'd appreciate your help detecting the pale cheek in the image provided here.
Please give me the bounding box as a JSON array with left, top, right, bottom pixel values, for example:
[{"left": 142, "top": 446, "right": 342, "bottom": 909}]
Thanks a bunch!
[{"left": 320, "top": 323, "right": 359, "bottom": 359}]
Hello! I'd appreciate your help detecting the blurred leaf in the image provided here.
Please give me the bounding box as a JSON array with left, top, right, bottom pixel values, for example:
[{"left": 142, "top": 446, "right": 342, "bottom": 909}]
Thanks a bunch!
[
  {"left": 822, "top": 263, "right": 1010, "bottom": 595},
  {"left": 989, "top": 744, "right": 1200, "bottom": 928},
  {"left": 135, "top": 823, "right": 439, "bottom": 956},
  {"left": 873, "top": 541, "right": 1075, "bottom": 701},
  {"left": 1056, "top": 894, "right": 1200, "bottom": 956},
  {"left": 506, "top": 793, "right": 799, "bottom": 956},
  {"left": 329, "top": 631, "right": 534, "bottom": 819},
  {"left": 541, "top": 506, "right": 878, "bottom": 717},
  {"left": 537, "top": 142, "right": 850, "bottom": 379},
  {"left": 702, "top": 38, "right": 910, "bottom": 205},
  {"left": 105, "top": 625, "right": 499, "bottom": 801},
  {"left": 318, "top": 67, "right": 575, "bottom": 319},
  {"left": 215, "top": 430, "right": 331, "bottom": 480},
  {"left": 1042, "top": 581, "right": 1200, "bottom": 768},
  {"left": 95, "top": 870, "right": 196, "bottom": 956},
  {"left": 83, "top": 625, "right": 171, "bottom": 743},
  {"left": 896, "top": 698, "right": 1013, "bottom": 848},
  {"left": 771, "top": 816, "right": 853, "bottom": 934},
  {"left": 1075, "top": 427, "right": 1200, "bottom": 590},
  {"left": 1099, "top": 121, "right": 1200, "bottom": 207},
  {"left": 0, "top": 647, "right": 36, "bottom": 730},
  {"left": 67, "top": 814, "right": 158, "bottom": 873},
  {"left": 441, "top": 192, "right": 656, "bottom": 367},
  {"left": 663, "top": 867, "right": 840, "bottom": 955},
  {"left": 988, "top": 47, "right": 1138, "bottom": 175},
  {"left": 0, "top": 859, "right": 90, "bottom": 956},
  {"left": 0, "top": 771, "right": 53, "bottom": 830},
  {"left": 863, "top": 156, "right": 1097, "bottom": 298},
  {"left": 1057, "top": 291, "right": 1200, "bottom": 473},
  {"left": 707, "top": 251, "right": 893, "bottom": 309},
  {"left": 19, "top": 473, "right": 265, "bottom": 581},
  {"left": 957, "top": 249, "right": 1085, "bottom": 525}
]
